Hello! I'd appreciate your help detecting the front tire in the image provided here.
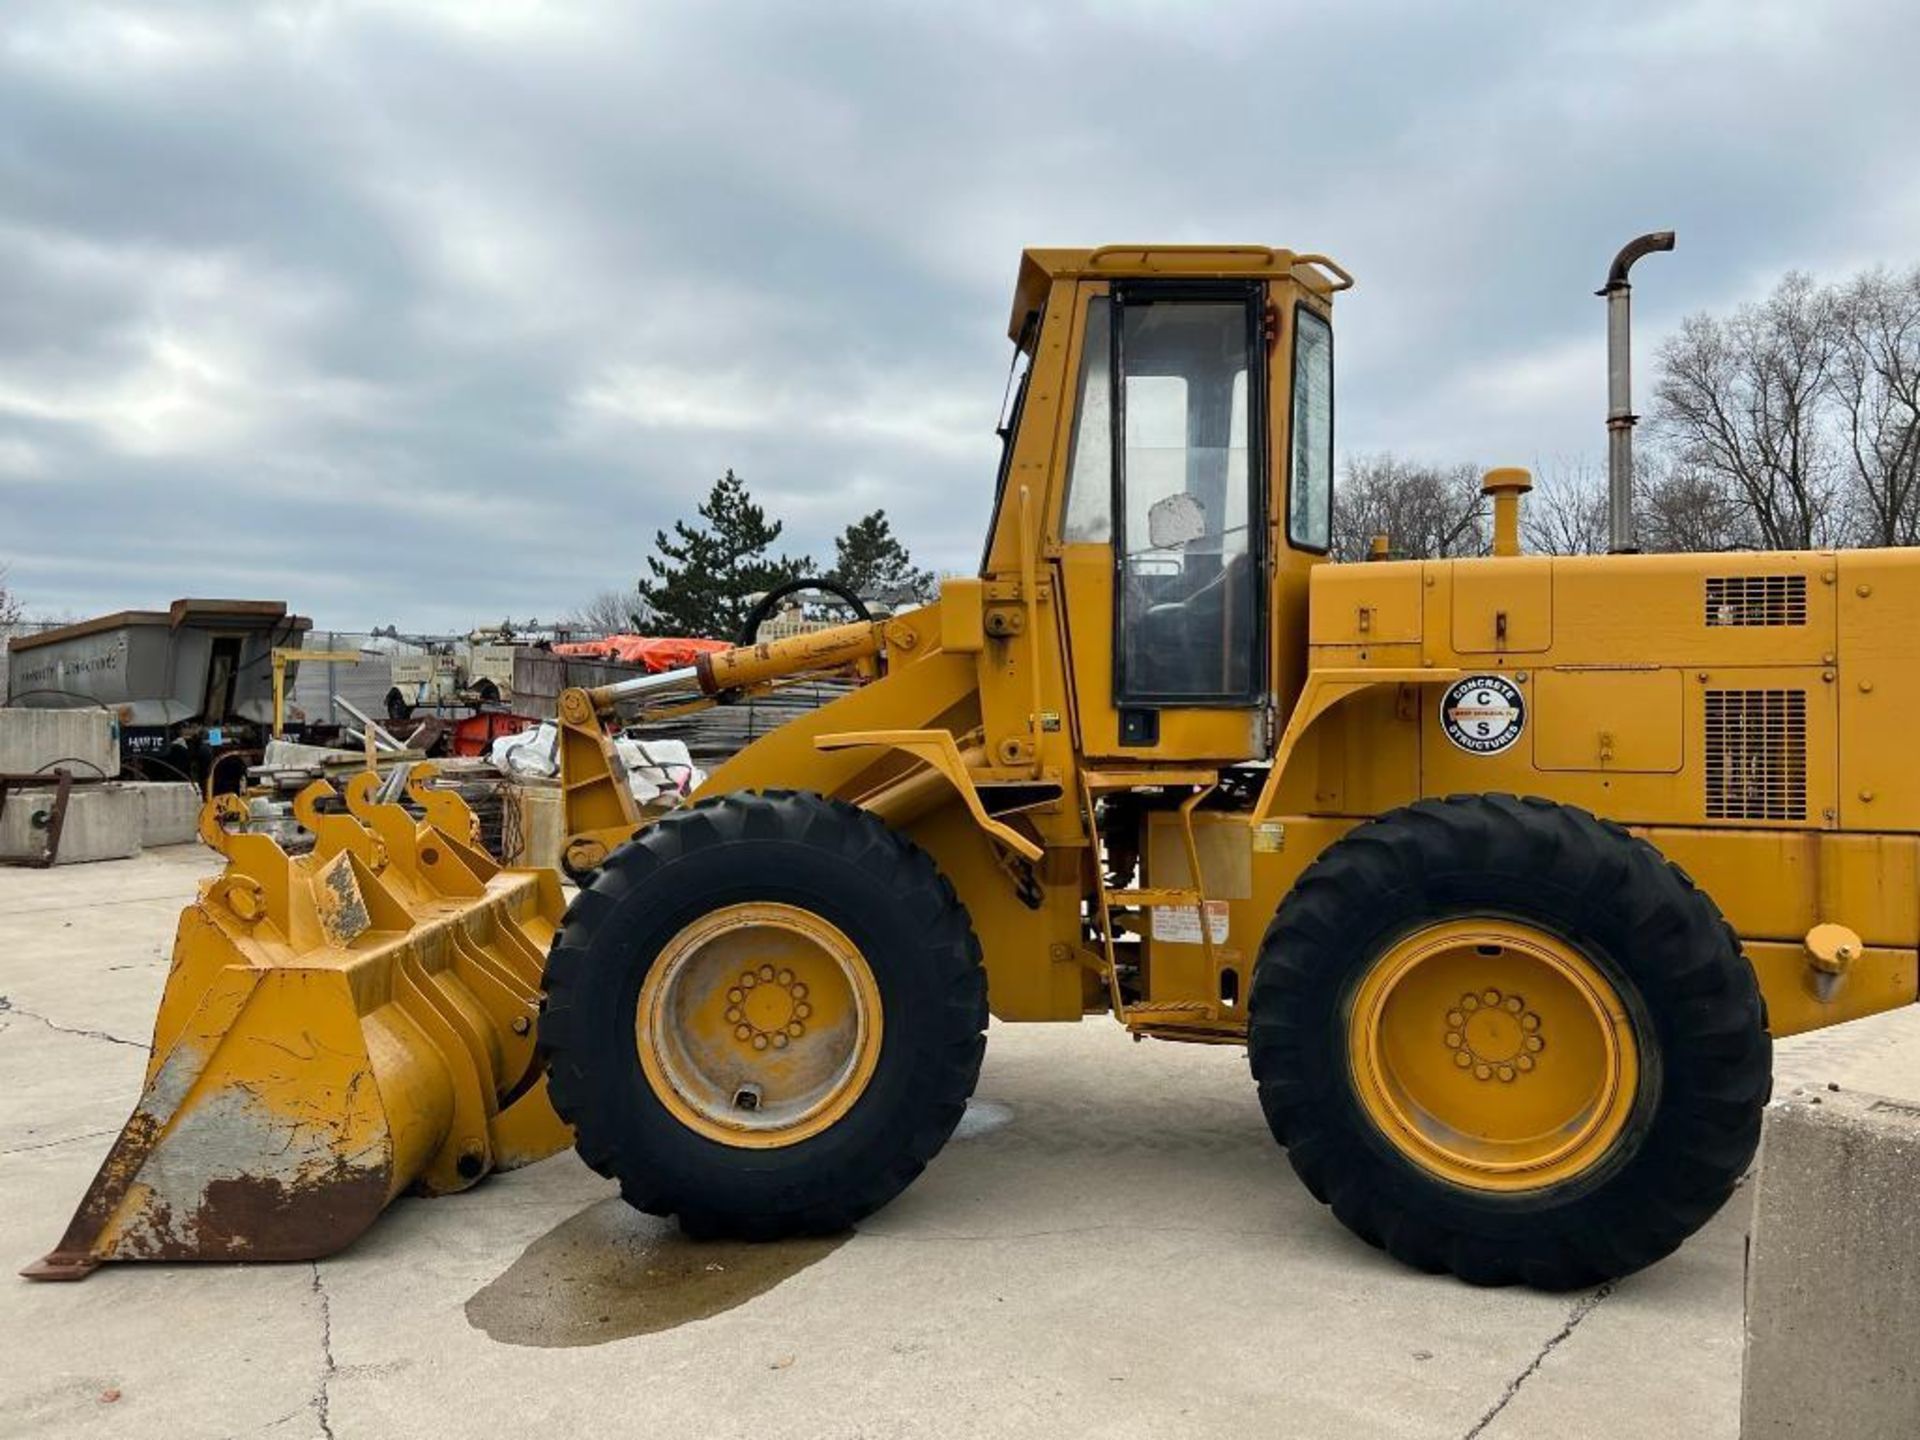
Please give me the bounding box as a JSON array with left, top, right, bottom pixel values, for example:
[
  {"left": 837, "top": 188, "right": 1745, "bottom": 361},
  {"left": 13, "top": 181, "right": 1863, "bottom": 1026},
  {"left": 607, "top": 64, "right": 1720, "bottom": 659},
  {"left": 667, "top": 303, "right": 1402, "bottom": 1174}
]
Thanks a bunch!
[
  {"left": 540, "top": 790, "right": 986, "bottom": 1237},
  {"left": 1248, "top": 794, "right": 1770, "bottom": 1288}
]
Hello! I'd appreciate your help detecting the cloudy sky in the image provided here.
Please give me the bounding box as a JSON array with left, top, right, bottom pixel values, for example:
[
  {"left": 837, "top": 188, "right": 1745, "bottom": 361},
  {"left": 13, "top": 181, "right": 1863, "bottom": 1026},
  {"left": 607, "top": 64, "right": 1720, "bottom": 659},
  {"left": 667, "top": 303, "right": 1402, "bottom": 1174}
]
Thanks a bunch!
[{"left": 3, "top": 0, "right": 1918, "bottom": 629}]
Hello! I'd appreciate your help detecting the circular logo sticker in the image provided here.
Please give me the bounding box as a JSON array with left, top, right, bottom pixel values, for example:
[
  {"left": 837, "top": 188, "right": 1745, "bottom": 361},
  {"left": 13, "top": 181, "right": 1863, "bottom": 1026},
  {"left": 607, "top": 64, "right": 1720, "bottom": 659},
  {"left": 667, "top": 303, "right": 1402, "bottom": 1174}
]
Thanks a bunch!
[{"left": 1441, "top": 675, "right": 1526, "bottom": 755}]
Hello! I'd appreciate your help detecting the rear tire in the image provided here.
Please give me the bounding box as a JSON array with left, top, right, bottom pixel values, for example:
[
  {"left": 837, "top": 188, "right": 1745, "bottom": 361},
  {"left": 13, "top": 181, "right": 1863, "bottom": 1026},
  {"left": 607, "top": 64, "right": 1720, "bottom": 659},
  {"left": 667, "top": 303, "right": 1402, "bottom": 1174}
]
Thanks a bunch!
[
  {"left": 1248, "top": 794, "right": 1769, "bottom": 1288},
  {"left": 540, "top": 790, "right": 986, "bottom": 1237}
]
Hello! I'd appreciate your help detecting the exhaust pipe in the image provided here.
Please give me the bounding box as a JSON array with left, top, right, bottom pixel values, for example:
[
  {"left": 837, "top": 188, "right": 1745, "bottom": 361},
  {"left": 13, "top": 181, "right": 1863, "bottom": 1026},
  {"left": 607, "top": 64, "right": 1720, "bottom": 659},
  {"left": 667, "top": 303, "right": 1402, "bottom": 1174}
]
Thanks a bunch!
[{"left": 1598, "top": 231, "right": 1675, "bottom": 553}]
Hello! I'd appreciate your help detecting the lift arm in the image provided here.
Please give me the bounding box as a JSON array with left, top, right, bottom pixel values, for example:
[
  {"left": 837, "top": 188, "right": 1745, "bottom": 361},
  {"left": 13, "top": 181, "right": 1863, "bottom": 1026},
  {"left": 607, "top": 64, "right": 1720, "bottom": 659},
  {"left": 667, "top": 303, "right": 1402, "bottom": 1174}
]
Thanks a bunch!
[{"left": 555, "top": 618, "right": 889, "bottom": 874}]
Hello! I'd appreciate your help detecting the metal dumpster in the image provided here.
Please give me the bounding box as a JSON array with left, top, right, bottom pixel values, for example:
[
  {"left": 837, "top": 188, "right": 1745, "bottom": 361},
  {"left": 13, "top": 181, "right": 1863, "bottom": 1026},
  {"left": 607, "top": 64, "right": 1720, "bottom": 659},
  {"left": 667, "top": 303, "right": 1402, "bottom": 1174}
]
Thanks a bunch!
[{"left": 5, "top": 599, "right": 311, "bottom": 783}]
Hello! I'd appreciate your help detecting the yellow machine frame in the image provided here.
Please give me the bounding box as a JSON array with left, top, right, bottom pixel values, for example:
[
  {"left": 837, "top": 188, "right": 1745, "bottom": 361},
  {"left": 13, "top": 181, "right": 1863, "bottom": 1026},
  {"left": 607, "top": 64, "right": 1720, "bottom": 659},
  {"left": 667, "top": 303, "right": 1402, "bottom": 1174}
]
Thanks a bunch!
[
  {"left": 35, "top": 241, "right": 1916, "bottom": 1284},
  {"left": 554, "top": 244, "right": 1916, "bottom": 1050}
]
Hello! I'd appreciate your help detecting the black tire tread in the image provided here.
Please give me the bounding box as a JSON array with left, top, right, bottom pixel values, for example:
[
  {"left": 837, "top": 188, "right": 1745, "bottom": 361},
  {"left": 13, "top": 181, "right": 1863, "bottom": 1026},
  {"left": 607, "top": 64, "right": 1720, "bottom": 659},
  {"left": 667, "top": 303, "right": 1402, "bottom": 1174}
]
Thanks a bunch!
[
  {"left": 541, "top": 789, "right": 986, "bottom": 1237},
  {"left": 1248, "top": 793, "right": 1770, "bottom": 1289}
]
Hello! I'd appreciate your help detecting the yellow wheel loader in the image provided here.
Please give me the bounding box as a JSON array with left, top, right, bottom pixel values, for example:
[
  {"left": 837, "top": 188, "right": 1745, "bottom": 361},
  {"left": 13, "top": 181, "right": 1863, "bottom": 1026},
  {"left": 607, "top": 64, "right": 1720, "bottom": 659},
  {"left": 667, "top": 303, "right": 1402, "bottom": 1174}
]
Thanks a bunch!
[{"left": 29, "top": 239, "right": 1918, "bottom": 1289}]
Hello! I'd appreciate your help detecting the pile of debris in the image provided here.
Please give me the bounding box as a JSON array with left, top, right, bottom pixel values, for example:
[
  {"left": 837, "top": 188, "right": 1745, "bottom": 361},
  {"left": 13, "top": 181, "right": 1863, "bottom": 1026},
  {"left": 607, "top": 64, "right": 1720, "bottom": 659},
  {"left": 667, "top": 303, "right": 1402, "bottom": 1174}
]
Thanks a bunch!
[
  {"left": 242, "top": 718, "right": 704, "bottom": 871},
  {"left": 511, "top": 645, "right": 852, "bottom": 770},
  {"left": 487, "top": 723, "right": 703, "bottom": 808},
  {"left": 2, "top": 598, "right": 858, "bottom": 871}
]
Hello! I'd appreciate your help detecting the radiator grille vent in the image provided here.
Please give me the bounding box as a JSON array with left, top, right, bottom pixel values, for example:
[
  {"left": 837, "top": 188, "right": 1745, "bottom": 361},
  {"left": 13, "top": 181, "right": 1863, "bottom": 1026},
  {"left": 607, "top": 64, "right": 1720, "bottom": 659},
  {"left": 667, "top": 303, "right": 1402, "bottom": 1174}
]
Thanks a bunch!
[
  {"left": 1705, "top": 689, "right": 1807, "bottom": 821},
  {"left": 1705, "top": 574, "right": 1807, "bottom": 627}
]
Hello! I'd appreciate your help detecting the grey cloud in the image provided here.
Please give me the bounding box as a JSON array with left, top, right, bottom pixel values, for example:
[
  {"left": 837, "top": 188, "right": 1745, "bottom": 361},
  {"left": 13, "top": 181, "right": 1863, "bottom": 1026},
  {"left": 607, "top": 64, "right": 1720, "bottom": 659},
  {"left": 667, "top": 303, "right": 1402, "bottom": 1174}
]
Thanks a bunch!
[{"left": 3, "top": 0, "right": 1918, "bottom": 626}]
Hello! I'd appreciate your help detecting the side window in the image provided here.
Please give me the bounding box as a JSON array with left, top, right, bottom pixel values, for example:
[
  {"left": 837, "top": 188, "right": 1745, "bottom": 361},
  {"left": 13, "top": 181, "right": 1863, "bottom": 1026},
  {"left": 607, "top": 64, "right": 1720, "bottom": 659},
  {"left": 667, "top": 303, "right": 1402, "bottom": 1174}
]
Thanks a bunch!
[
  {"left": 1114, "top": 289, "right": 1264, "bottom": 704},
  {"left": 981, "top": 308, "right": 1041, "bottom": 573},
  {"left": 1061, "top": 297, "right": 1112, "bottom": 543},
  {"left": 1289, "top": 307, "right": 1333, "bottom": 552}
]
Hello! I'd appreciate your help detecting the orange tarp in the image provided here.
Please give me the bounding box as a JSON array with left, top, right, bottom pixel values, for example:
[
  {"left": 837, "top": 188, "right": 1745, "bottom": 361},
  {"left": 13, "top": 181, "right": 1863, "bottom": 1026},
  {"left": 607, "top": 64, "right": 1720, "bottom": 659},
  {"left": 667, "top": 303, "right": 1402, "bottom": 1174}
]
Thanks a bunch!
[{"left": 552, "top": 635, "right": 730, "bottom": 673}]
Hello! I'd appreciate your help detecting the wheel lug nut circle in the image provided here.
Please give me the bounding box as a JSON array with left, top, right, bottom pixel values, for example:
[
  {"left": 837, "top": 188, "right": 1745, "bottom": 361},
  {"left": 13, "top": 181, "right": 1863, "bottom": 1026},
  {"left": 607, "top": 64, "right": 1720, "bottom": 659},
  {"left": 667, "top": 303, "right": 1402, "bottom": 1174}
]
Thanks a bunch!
[
  {"left": 731, "top": 965, "right": 812, "bottom": 1051},
  {"left": 1444, "top": 988, "right": 1545, "bottom": 1081}
]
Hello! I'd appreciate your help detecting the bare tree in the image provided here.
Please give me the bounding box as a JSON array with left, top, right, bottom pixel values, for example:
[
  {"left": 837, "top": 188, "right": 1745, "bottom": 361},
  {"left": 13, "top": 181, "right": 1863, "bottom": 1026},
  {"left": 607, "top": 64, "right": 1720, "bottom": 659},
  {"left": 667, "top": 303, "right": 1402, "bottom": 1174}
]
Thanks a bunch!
[
  {"left": 1829, "top": 266, "right": 1920, "bottom": 546},
  {"left": 570, "top": 587, "right": 644, "bottom": 635},
  {"left": 1330, "top": 266, "right": 1919, "bottom": 563},
  {"left": 0, "top": 564, "right": 22, "bottom": 629},
  {"left": 1522, "top": 458, "right": 1609, "bottom": 555},
  {"left": 1637, "top": 459, "right": 1760, "bottom": 553},
  {"left": 1653, "top": 272, "right": 1842, "bottom": 549},
  {"left": 1331, "top": 454, "right": 1486, "bottom": 562}
]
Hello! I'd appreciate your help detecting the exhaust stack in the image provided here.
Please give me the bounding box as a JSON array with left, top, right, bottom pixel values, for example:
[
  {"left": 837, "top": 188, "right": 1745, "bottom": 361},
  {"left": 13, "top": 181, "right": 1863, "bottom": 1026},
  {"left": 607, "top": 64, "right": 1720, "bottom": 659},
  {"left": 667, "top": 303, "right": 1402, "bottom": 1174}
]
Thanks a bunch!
[{"left": 1598, "top": 231, "right": 1675, "bottom": 553}]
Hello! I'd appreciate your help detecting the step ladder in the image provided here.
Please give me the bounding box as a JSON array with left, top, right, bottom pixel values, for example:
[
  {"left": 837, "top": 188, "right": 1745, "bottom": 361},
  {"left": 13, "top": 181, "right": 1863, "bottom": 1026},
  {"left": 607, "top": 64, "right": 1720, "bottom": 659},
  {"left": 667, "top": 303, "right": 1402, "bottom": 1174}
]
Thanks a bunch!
[{"left": 1079, "top": 768, "right": 1223, "bottom": 1031}]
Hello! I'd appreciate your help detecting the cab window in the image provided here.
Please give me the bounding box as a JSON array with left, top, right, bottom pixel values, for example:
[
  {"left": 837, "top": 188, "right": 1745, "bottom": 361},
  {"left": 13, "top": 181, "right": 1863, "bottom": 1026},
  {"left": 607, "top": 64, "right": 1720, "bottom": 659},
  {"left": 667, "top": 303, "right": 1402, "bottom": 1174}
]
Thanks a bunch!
[
  {"left": 1288, "top": 306, "right": 1333, "bottom": 552},
  {"left": 1112, "top": 283, "right": 1265, "bottom": 704},
  {"left": 1061, "top": 297, "right": 1113, "bottom": 543}
]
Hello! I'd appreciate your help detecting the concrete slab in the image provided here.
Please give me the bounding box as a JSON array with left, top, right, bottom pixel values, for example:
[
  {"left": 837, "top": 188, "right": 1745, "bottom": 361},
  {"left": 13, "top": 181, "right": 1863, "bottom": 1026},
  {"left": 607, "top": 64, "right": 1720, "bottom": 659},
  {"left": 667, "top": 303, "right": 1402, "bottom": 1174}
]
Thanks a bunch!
[
  {"left": 1741, "top": 1088, "right": 1920, "bottom": 1438},
  {"left": 3, "top": 850, "right": 1920, "bottom": 1439},
  {"left": 129, "top": 783, "right": 199, "bottom": 848},
  {"left": 0, "top": 1142, "right": 329, "bottom": 1439},
  {"left": 0, "top": 783, "right": 140, "bottom": 865},
  {"left": 1475, "top": 1193, "right": 1752, "bottom": 1440},
  {"left": 0, "top": 709, "right": 116, "bottom": 779}
]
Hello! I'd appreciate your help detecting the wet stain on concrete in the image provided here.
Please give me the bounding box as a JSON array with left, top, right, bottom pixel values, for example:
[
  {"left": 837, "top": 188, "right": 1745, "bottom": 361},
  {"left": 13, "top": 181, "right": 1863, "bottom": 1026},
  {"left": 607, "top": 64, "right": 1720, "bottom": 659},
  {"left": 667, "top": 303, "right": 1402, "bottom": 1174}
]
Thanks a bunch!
[
  {"left": 953, "top": 1098, "right": 1013, "bottom": 1141},
  {"left": 465, "top": 1198, "right": 848, "bottom": 1348}
]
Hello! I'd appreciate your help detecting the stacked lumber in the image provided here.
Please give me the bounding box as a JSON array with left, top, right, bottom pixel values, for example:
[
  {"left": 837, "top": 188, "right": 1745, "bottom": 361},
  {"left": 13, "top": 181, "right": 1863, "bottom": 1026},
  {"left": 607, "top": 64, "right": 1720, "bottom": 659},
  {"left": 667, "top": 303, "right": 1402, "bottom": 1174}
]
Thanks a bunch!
[{"left": 622, "top": 678, "right": 854, "bottom": 769}]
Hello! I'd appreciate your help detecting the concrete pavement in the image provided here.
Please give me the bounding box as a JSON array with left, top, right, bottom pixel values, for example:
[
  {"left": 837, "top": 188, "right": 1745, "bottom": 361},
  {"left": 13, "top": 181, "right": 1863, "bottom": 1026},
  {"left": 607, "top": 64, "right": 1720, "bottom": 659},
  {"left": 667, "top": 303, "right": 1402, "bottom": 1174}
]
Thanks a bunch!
[{"left": 4, "top": 847, "right": 1919, "bottom": 1440}]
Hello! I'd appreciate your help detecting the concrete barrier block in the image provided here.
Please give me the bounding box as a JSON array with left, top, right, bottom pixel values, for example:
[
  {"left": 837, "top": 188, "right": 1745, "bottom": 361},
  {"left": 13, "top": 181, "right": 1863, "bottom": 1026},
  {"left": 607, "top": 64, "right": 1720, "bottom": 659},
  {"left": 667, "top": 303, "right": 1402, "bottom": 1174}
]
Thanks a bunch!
[
  {"left": 131, "top": 781, "right": 200, "bottom": 847},
  {"left": 0, "top": 709, "right": 117, "bottom": 778},
  {"left": 1742, "top": 1087, "right": 1920, "bottom": 1438},
  {"left": 0, "top": 782, "right": 142, "bottom": 864}
]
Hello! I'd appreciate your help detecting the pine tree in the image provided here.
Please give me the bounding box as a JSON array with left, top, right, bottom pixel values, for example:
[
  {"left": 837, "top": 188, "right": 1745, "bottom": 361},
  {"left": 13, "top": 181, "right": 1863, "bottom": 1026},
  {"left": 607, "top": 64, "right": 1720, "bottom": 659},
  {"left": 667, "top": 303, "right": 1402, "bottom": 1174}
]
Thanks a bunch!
[
  {"left": 635, "top": 471, "right": 813, "bottom": 638},
  {"left": 826, "top": 509, "right": 936, "bottom": 607}
]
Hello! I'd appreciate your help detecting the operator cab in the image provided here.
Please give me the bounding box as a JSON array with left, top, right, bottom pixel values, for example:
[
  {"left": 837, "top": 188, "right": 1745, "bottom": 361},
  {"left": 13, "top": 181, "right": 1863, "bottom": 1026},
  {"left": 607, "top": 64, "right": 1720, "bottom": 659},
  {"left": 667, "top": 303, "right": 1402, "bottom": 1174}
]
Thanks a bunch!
[{"left": 985, "top": 247, "right": 1343, "bottom": 762}]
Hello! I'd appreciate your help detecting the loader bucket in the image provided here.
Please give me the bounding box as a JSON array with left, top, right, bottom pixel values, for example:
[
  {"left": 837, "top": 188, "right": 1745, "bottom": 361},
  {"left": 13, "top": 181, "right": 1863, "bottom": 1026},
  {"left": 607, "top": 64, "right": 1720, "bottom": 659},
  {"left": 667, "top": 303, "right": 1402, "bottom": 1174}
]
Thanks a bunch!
[{"left": 23, "top": 770, "right": 572, "bottom": 1280}]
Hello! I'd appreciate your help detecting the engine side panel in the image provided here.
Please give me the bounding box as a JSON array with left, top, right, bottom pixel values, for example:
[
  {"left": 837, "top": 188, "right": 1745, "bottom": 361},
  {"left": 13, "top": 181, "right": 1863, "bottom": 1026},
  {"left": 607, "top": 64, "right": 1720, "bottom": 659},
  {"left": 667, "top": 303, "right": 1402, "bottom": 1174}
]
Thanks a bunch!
[
  {"left": 1226, "top": 546, "right": 1920, "bottom": 1041},
  {"left": 1298, "top": 549, "right": 1872, "bottom": 832}
]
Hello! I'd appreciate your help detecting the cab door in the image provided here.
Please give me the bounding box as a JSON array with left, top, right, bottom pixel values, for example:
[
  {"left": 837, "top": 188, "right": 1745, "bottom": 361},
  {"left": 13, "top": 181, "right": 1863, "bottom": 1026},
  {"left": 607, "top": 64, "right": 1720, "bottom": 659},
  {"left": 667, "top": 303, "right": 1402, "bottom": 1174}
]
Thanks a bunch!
[{"left": 1054, "top": 280, "right": 1271, "bottom": 761}]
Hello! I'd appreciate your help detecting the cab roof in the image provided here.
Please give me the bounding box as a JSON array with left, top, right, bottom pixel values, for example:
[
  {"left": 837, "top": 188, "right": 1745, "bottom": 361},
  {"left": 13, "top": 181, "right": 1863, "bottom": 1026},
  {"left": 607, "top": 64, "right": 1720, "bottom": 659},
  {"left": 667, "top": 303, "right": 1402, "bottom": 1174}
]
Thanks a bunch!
[{"left": 1008, "top": 245, "right": 1353, "bottom": 343}]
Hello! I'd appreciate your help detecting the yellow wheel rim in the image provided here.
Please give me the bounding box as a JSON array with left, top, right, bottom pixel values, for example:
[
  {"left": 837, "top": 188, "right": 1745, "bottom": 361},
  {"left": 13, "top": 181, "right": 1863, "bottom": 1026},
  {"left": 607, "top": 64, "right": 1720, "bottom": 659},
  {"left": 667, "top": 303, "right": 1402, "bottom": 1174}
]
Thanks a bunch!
[
  {"left": 637, "top": 902, "right": 883, "bottom": 1149},
  {"left": 1347, "top": 919, "right": 1640, "bottom": 1192}
]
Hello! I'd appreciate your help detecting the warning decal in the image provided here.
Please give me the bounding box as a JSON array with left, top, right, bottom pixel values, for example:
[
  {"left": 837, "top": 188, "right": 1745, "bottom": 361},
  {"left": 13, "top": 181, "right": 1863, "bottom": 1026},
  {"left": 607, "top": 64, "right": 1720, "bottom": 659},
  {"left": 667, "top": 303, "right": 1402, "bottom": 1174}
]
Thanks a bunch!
[{"left": 1152, "top": 901, "right": 1230, "bottom": 946}]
